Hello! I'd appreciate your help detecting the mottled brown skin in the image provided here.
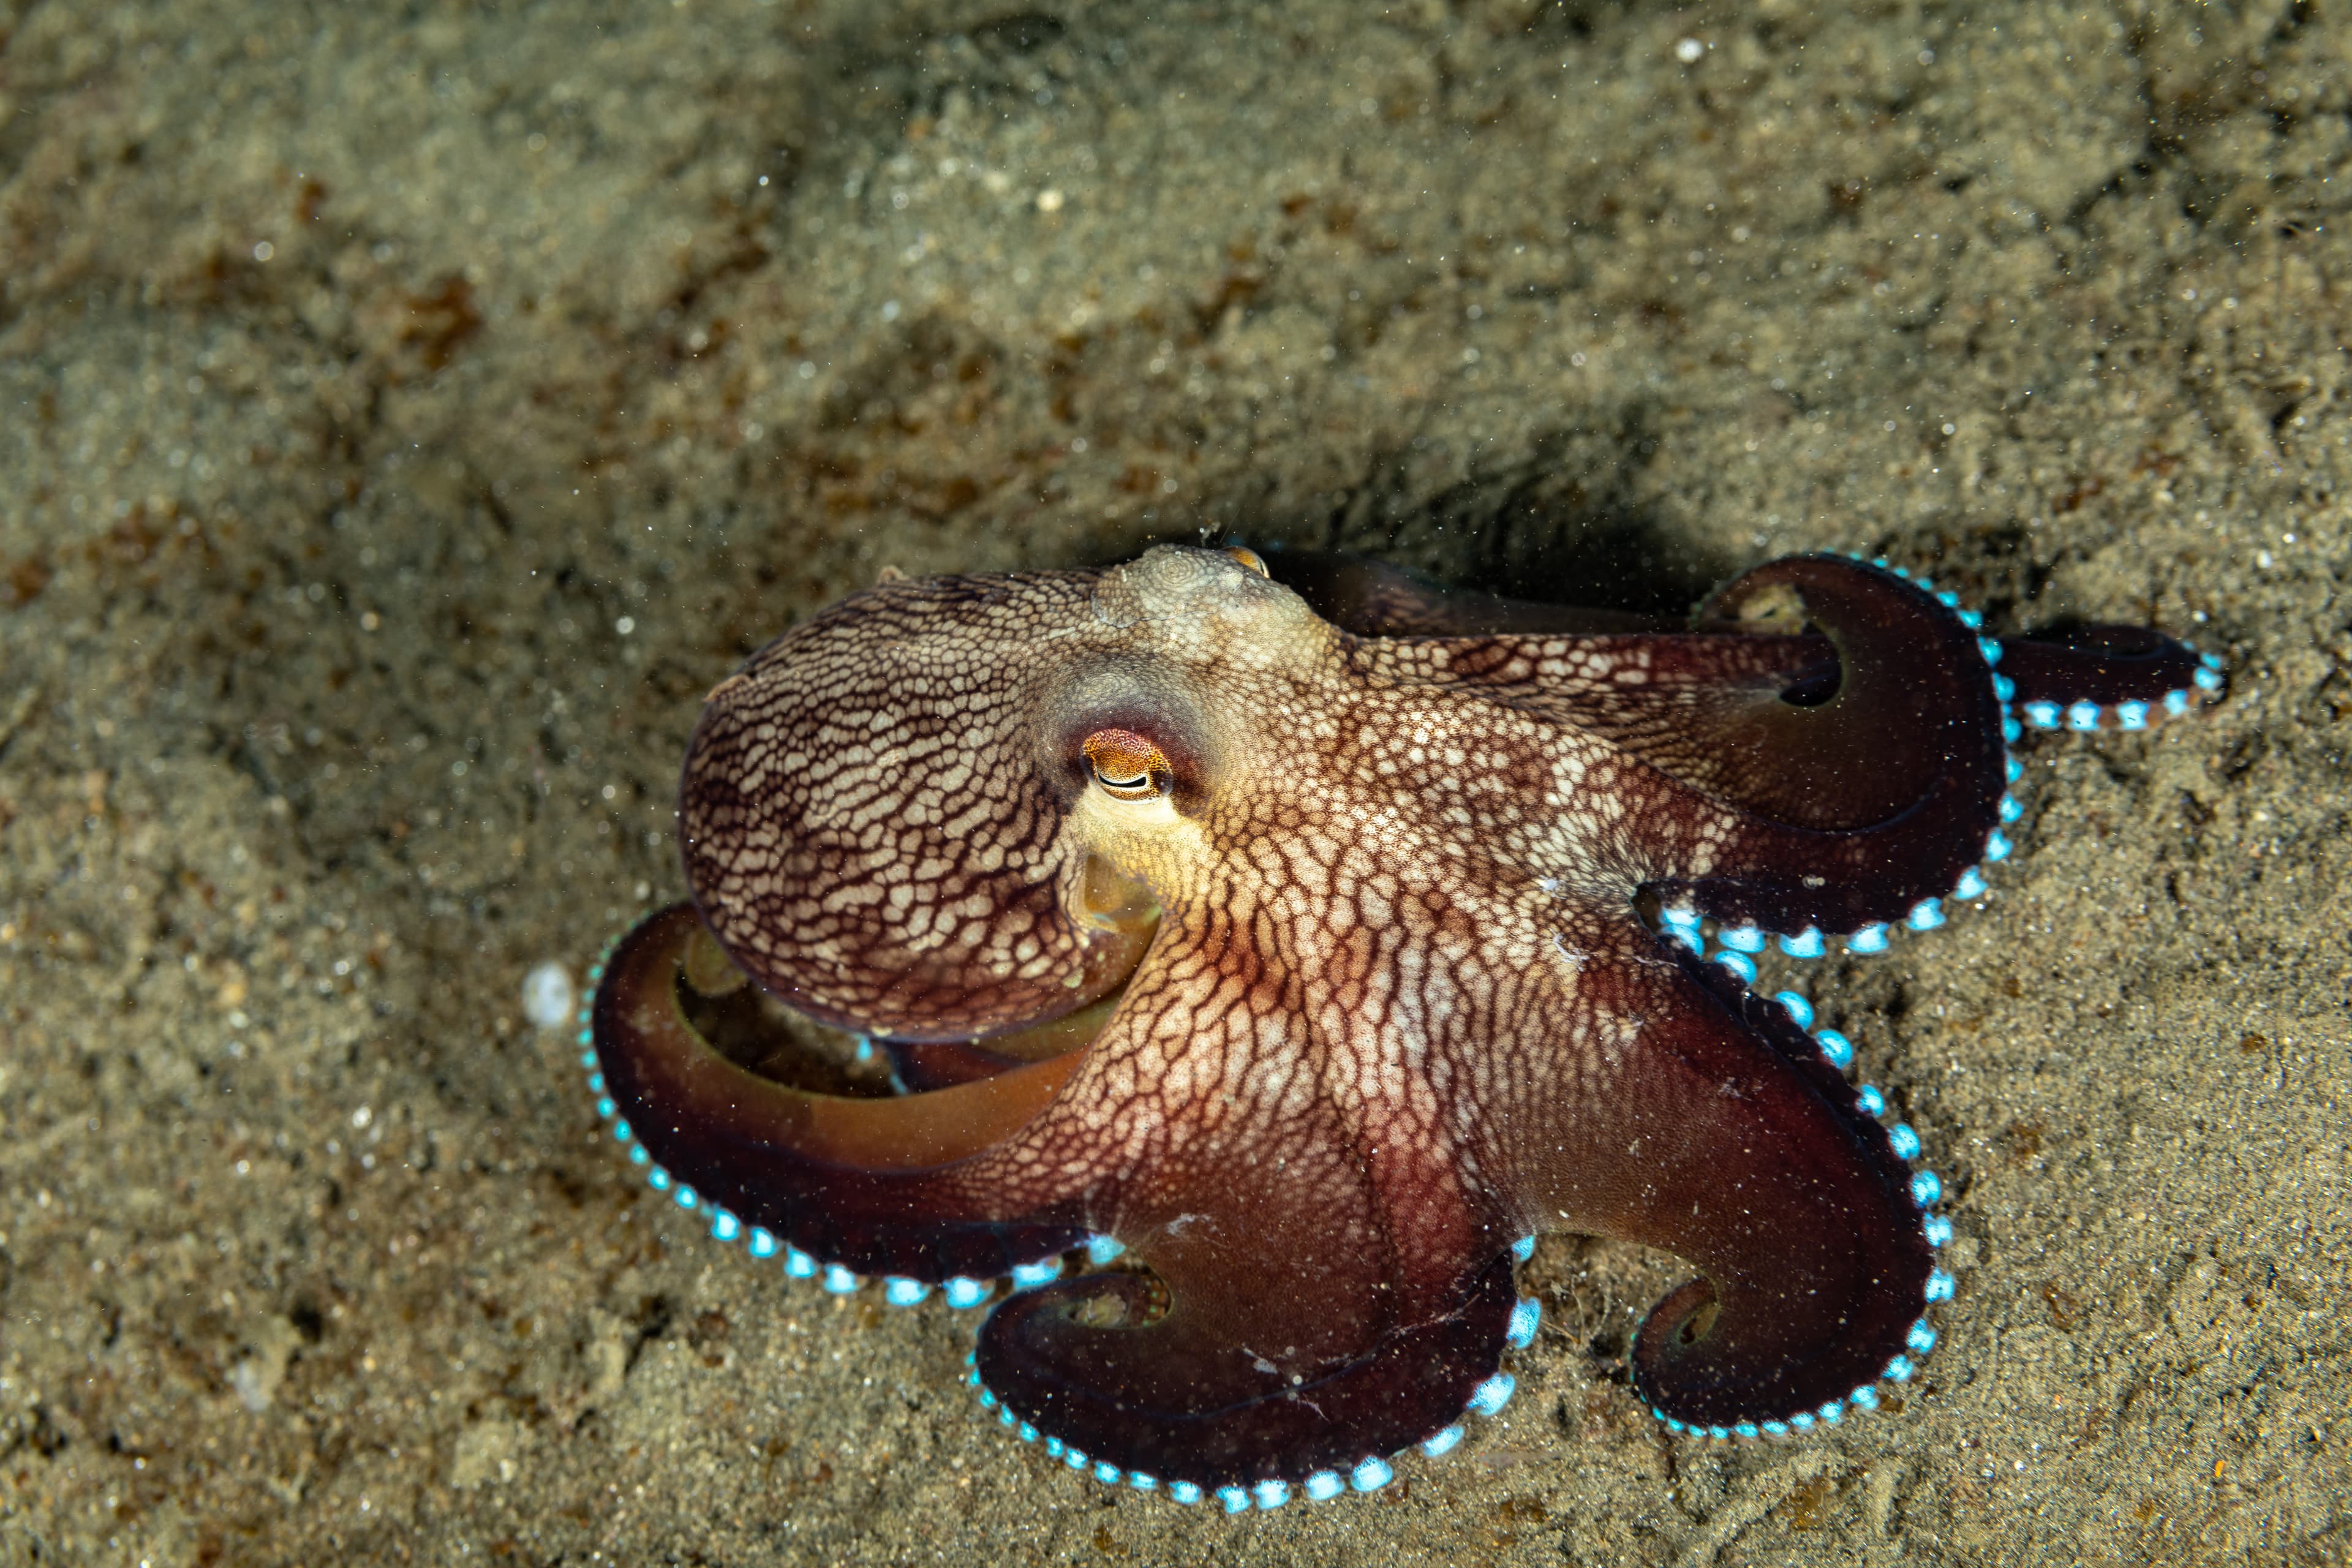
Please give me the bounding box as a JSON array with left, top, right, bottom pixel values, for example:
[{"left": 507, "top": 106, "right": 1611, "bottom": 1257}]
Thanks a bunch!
[{"left": 589, "top": 545, "right": 2217, "bottom": 1491}]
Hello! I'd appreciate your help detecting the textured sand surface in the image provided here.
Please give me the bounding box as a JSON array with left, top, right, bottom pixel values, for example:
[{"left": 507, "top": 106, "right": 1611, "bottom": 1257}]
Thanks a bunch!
[{"left": 2, "top": 1, "right": 2347, "bottom": 1563}]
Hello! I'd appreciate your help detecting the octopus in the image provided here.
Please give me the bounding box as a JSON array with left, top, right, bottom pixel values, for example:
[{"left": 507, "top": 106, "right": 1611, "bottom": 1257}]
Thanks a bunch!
[{"left": 580, "top": 544, "right": 2221, "bottom": 1510}]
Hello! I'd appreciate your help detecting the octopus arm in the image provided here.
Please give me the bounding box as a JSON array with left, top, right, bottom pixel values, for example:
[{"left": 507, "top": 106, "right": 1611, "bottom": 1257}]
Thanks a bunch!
[
  {"left": 1344, "top": 557, "right": 2215, "bottom": 912},
  {"left": 592, "top": 903, "right": 1088, "bottom": 1280},
  {"left": 1595, "top": 558, "right": 2217, "bottom": 936},
  {"left": 974, "top": 1077, "right": 1517, "bottom": 1492},
  {"left": 1419, "top": 629, "right": 1847, "bottom": 814},
  {"left": 1574, "top": 556, "right": 2010, "bottom": 935},
  {"left": 1992, "top": 622, "right": 2220, "bottom": 710},
  {"left": 1370, "top": 556, "right": 1992, "bottom": 832},
  {"left": 1504, "top": 918, "right": 1934, "bottom": 1429}
]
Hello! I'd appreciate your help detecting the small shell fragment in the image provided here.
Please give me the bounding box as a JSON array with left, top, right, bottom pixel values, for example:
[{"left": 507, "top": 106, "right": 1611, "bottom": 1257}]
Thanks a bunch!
[{"left": 523, "top": 961, "right": 576, "bottom": 1031}]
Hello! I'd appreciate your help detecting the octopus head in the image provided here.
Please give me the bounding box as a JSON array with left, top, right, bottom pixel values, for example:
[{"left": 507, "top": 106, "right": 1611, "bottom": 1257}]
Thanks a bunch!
[{"left": 677, "top": 545, "right": 1329, "bottom": 1041}]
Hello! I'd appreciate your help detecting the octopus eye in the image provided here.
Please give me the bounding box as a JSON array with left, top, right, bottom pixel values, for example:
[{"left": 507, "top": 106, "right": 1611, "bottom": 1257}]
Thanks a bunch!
[
  {"left": 1223, "top": 545, "right": 1270, "bottom": 577},
  {"left": 1083, "top": 728, "right": 1169, "bottom": 802}
]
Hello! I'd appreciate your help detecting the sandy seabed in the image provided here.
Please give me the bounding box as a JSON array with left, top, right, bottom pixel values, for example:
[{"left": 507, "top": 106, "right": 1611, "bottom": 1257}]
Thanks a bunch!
[{"left": 2, "top": 1, "right": 2348, "bottom": 1564}]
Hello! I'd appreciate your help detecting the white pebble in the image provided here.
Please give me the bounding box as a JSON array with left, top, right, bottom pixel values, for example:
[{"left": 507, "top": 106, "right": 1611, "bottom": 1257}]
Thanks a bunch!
[{"left": 523, "top": 962, "right": 576, "bottom": 1031}]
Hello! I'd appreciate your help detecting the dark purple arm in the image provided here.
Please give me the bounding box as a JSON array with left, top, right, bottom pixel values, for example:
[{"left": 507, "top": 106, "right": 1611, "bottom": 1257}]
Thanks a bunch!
[
  {"left": 1495, "top": 917, "right": 1937, "bottom": 1431},
  {"left": 976, "top": 1109, "right": 1518, "bottom": 1493},
  {"left": 1354, "top": 554, "right": 2221, "bottom": 940},
  {"left": 592, "top": 903, "right": 1088, "bottom": 1281},
  {"left": 1995, "top": 624, "right": 2224, "bottom": 723}
]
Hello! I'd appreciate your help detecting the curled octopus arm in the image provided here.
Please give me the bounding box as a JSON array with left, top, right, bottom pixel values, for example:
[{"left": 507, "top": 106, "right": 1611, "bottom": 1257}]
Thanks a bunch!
[
  {"left": 1357, "top": 555, "right": 2220, "bottom": 941},
  {"left": 591, "top": 903, "right": 1091, "bottom": 1281},
  {"left": 1495, "top": 912, "right": 1937, "bottom": 1431}
]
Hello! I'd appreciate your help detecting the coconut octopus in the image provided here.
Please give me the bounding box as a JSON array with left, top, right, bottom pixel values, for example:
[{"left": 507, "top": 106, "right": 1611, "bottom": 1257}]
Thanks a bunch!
[{"left": 578, "top": 544, "right": 2220, "bottom": 1510}]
